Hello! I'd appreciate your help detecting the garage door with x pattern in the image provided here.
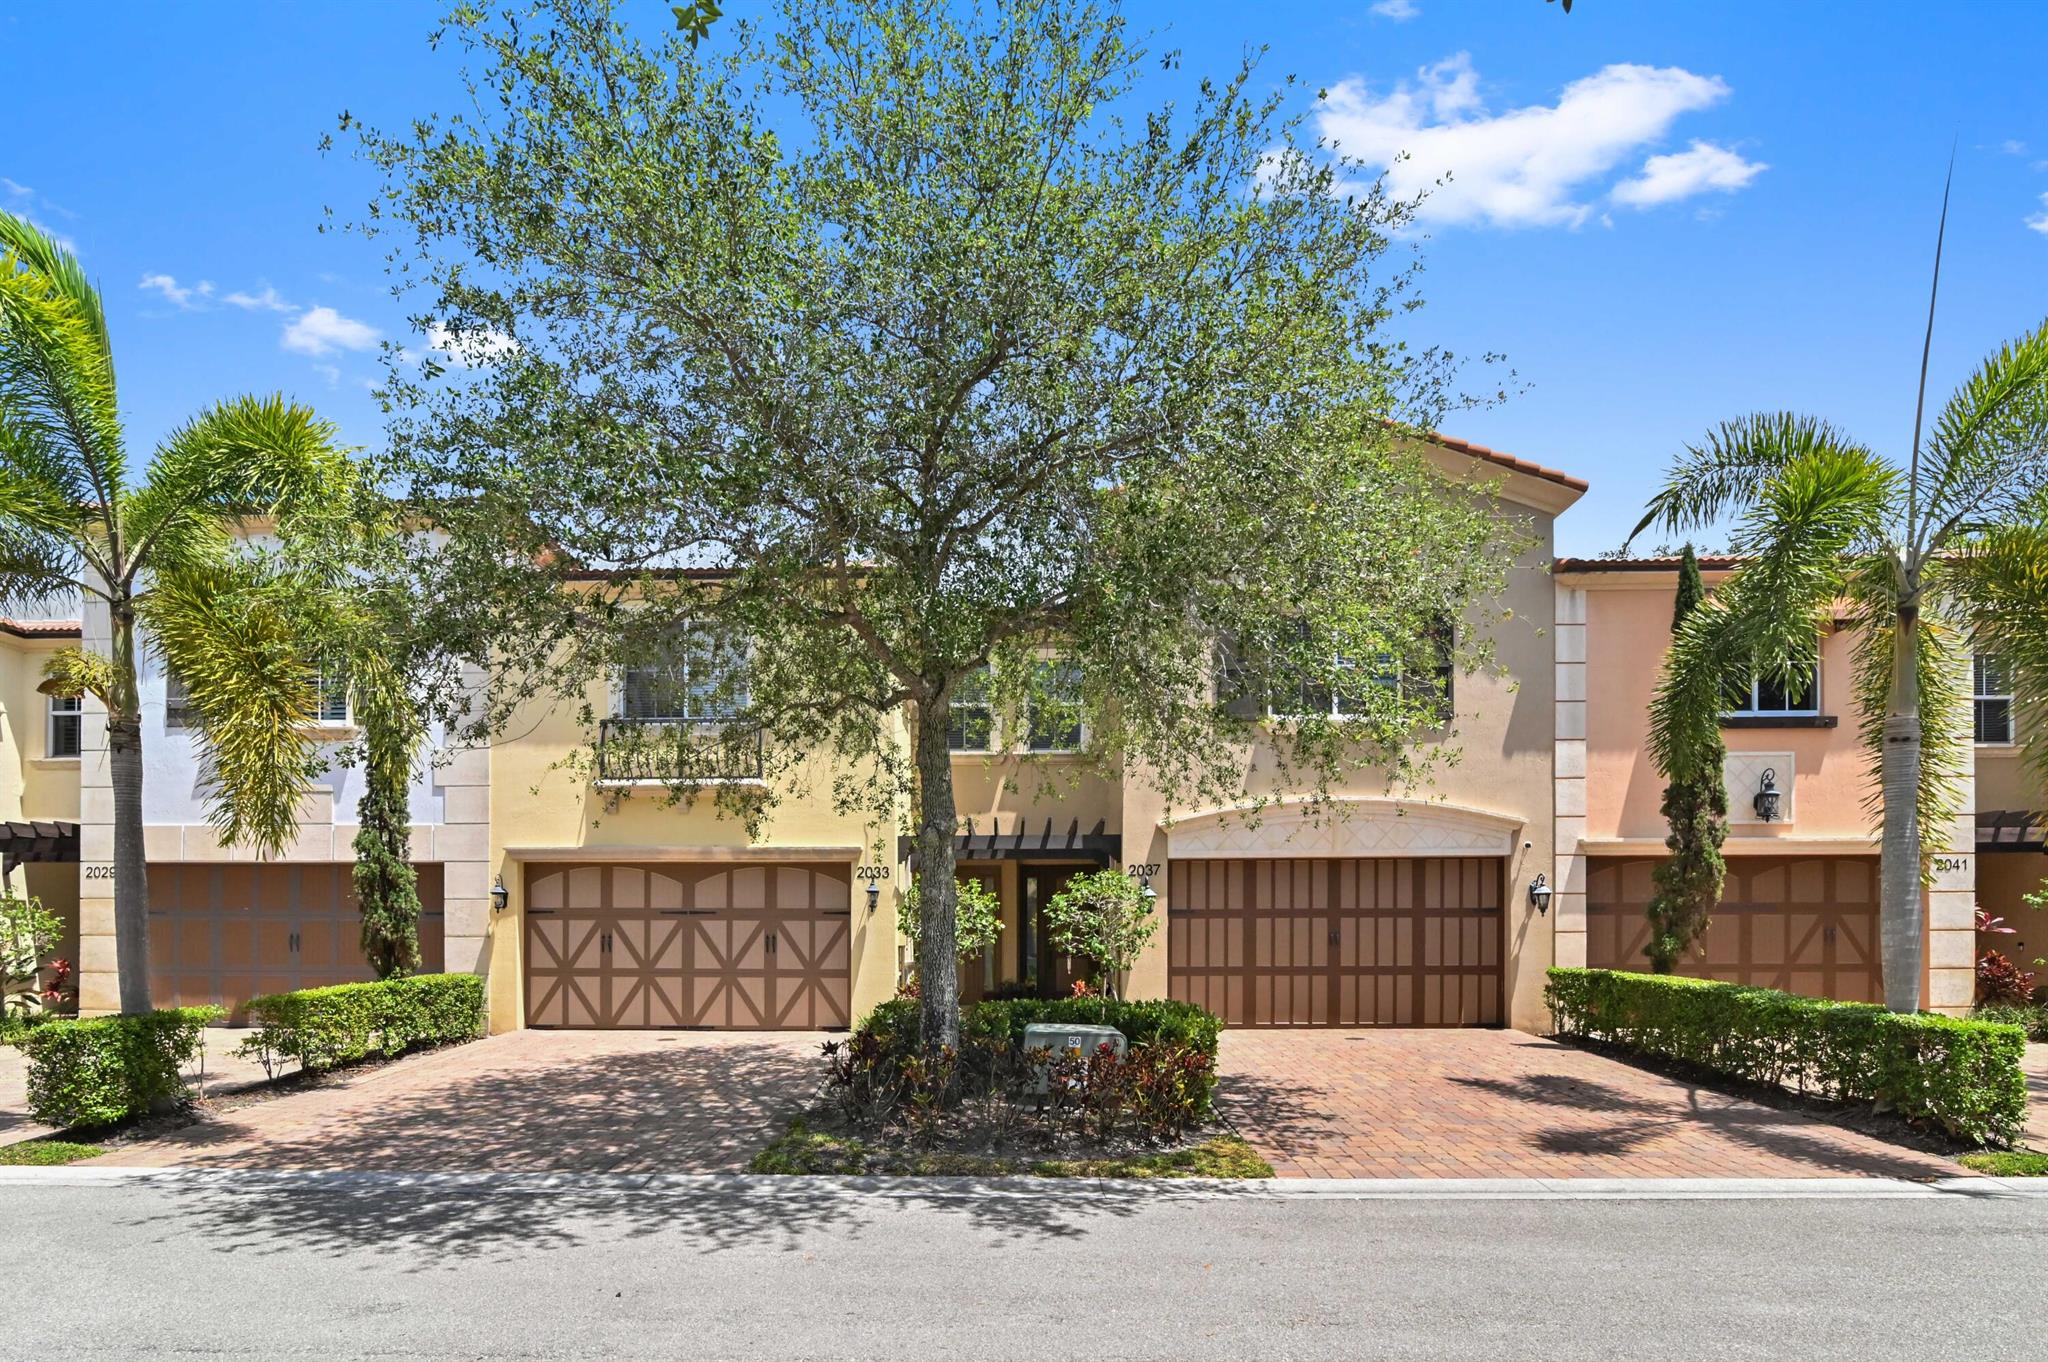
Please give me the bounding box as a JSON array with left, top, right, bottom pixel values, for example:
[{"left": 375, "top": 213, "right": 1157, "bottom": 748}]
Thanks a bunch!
[
  {"left": 1168, "top": 856, "right": 1504, "bottom": 1027},
  {"left": 524, "top": 862, "right": 852, "bottom": 1029}
]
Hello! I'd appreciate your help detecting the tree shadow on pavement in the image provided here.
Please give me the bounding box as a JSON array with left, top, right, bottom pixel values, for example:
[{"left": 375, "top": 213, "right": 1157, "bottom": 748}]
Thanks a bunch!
[
  {"left": 1212, "top": 1072, "right": 1342, "bottom": 1155},
  {"left": 1451, "top": 1069, "right": 1960, "bottom": 1178},
  {"left": 109, "top": 1038, "right": 1222, "bottom": 1265}
]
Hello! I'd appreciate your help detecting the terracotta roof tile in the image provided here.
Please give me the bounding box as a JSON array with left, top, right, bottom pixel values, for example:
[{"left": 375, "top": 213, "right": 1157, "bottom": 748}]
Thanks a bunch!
[
  {"left": 1410, "top": 429, "right": 1589, "bottom": 492},
  {"left": 0, "top": 619, "right": 81, "bottom": 639}
]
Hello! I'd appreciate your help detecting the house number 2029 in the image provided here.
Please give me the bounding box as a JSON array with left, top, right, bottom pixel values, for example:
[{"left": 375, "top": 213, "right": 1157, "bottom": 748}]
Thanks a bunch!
[{"left": 84, "top": 865, "right": 117, "bottom": 881}]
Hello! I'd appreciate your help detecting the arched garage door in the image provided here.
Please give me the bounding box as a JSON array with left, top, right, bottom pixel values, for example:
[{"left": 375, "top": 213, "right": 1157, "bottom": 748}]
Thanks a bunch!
[
  {"left": 1168, "top": 857, "right": 1504, "bottom": 1027},
  {"left": 1586, "top": 855, "right": 1881, "bottom": 1002},
  {"left": 524, "top": 862, "right": 851, "bottom": 1029}
]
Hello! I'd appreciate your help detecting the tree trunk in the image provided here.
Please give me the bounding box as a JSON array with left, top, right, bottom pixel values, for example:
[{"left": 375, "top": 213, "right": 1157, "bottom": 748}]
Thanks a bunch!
[
  {"left": 109, "top": 603, "right": 152, "bottom": 1015},
  {"left": 1879, "top": 604, "right": 1923, "bottom": 1014},
  {"left": 912, "top": 696, "right": 961, "bottom": 1052}
]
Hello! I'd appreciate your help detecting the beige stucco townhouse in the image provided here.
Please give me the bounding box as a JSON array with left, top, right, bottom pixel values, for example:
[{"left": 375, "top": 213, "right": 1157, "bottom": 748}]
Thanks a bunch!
[{"left": 9, "top": 435, "right": 2035, "bottom": 1029}]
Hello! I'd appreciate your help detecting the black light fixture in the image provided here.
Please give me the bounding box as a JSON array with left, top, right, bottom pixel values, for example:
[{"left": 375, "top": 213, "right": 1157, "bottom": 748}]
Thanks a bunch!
[
  {"left": 1528, "top": 873, "right": 1552, "bottom": 916},
  {"left": 1753, "top": 767, "right": 1782, "bottom": 823},
  {"left": 490, "top": 876, "right": 509, "bottom": 914},
  {"left": 866, "top": 879, "right": 881, "bottom": 914},
  {"left": 1138, "top": 873, "right": 1158, "bottom": 906}
]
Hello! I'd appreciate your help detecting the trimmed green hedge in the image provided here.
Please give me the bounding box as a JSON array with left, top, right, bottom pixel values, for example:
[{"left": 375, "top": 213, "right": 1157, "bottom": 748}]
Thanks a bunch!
[
  {"left": 22, "top": 1007, "right": 223, "bottom": 1129},
  {"left": 1546, "top": 968, "right": 2028, "bottom": 1146},
  {"left": 238, "top": 973, "right": 484, "bottom": 1075}
]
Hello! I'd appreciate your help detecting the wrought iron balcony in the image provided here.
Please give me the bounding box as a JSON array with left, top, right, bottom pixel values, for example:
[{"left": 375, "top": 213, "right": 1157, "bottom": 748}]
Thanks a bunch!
[{"left": 595, "top": 717, "right": 764, "bottom": 784}]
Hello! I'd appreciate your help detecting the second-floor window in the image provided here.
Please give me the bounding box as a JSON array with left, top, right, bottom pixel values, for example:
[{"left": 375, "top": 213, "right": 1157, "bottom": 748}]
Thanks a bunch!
[
  {"left": 620, "top": 627, "right": 748, "bottom": 721},
  {"left": 165, "top": 671, "right": 194, "bottom": 730},
  {"left": 1975, "top": 654, "right": 2014, "bottom": 745},
  {"left": 1264, "top": 625, "right": 1454, "bottom": 724},
  {"left": 947, "top": 668, "right": 994, "bottom": 752},
  {"left": 1025, "top": 661, "right": 1085, "bottom": 751},
  {"left": 306, "top": 662, "right": 350, "bottom": 725},
  {"left": 1723, "top": 660, "right": 1819, "bottom": 718},
  {"left": 46, "top": 694, "right": 82, "bottom": 759}
]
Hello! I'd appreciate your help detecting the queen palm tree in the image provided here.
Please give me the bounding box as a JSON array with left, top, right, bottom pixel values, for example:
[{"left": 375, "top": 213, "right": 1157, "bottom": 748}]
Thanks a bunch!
[
  {"left": 0, "top": 210, "right": 354, "bottom": 1013},
  {"left": 1634, "top": 307, "right": 2048, "bottom": 1011}
]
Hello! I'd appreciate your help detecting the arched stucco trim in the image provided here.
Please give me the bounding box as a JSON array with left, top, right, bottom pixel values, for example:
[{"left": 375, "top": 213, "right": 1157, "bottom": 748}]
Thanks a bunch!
[{"left": 1162, "top": 796, "right": 1524, "bottom": 859}]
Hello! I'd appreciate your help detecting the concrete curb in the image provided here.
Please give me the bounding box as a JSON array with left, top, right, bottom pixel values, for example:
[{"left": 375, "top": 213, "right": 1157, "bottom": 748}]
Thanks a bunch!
[{"left": 2, "top": 1168, "right": 2044, "bottom": 1200}]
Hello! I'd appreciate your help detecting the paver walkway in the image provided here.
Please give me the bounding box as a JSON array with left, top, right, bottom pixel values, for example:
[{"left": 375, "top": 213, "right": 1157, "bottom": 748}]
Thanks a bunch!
[
  {"left": 26, "top": 1025, "right": 2024, "bottom": 1179},
  {"left": 1218, "top": 1029, "right": 1965, "bottom": 1179},
  {"left": 85, "top": 1029, "right": 825, "bottom": 1172}
]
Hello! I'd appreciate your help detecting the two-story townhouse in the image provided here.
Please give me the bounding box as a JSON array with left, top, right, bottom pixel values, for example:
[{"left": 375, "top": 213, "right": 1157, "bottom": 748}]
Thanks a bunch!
[
  {"left": 65, "top": 599, "right": 494, "bottom": 1019},
  {"left": 492, "top": 435, "right": 1584, "bottom": 1036},
  {"left": 1552, "top": 556, "right": 1996, "bottom": 1015},
  {"left": 39, "top": 437, "right": 2037, "bottom": 1030}
]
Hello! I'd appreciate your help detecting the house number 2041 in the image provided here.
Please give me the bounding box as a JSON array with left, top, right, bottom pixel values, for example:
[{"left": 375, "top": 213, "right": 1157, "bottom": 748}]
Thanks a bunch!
[{"left": 1932, "top": 856, "right": 1970, "bottom": 874}]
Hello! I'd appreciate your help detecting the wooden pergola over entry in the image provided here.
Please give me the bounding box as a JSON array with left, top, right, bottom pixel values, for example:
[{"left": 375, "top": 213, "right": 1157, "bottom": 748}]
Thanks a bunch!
[{"left": 0, "top": 819, "right": 77, "bottom": 877}]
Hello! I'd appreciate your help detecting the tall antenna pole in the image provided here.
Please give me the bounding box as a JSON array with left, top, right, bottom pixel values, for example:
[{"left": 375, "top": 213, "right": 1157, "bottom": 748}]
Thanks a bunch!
[{"left": 1907, "top": 146, "right": 1954, "bottom": 553}]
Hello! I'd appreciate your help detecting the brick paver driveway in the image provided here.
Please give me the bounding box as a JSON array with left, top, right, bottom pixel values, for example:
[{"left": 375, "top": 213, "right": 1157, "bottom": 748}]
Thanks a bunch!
[
  {"left": 1219, "top": 1029, "right": 1963, "bottom": 1179},
  {"left": 88, "top": 1030, "right": 826, "bottom": 1173}
]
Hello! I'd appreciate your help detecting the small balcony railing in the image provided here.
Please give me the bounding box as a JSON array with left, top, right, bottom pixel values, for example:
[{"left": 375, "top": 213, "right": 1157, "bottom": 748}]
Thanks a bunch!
[{"left": 595, "top": 717, "right": 764, "bottom": 784}]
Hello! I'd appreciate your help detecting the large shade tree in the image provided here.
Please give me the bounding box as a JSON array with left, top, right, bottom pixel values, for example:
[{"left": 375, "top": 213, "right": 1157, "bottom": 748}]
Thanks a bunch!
[
  {"left": 0, "top": 212, "right": 359, "bottom": 1014},
  {"left": 1636, "top": 315, "right": 2048, "bottom": 1012},
  {"left": 353, "top": 0, "right": 1519, "bottom": 1047}
]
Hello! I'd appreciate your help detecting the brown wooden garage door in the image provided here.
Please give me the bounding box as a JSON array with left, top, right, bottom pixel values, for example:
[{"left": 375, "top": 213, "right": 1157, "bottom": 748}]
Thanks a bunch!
[
  {"left": 1587, "top": 855, "right": 1881, "bottom": 1002},
  {"left": 524, "top": 862, "right": 851, "bottom": 1029},
  {"left": 149, "top": 863, "right": 448, "bottom": 1020},
  {"left": 1168, "top": 857, "right": 1504, "bottom": 1027}
]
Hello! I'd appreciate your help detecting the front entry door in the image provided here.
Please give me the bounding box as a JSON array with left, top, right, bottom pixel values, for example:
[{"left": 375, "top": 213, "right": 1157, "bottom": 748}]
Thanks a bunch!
[{"left": 1020, "top": 865, "right": 1084, "bottom": 999}]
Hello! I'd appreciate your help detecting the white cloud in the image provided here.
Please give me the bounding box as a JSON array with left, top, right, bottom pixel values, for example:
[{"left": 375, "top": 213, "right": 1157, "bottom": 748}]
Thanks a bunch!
[
  {"left": 1312, "top": 53, "right": 1751, "bottom": 228},
  {"left": 1370, "top": 0, "right": 1420, "bottom": 19},
  {"left": 223, "top": 285, "right": 293, "bottom": 313},
  {"left": 426, "top": 321, "right": 519, "bottom": 369},
  {"left": 2003, "top": 139, "right": 2030, "bottom": 156},
  {"left": 312, "top": 363, "right": 341, "bottom": 388},
  {"left": 281, "top": 305, "right": 380, "bottom": 357},
  {"left": 0, "top": 177, "right": 30, "bottom": 201},
  {"left": 2028, "top": 193, "right": 2048, "bottom": 236},
  {"left": 1612, "top": 140, "right": 1767, "bottom": 208},
  {"left": 139, "top": 273, "right": 213, "bottom": 309}
]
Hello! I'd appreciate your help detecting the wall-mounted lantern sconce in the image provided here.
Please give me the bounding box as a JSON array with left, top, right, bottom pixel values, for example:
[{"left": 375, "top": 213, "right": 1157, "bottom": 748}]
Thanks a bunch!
[
  {"left": 1139, "top": 878, "right": 1158, "bottom": 906},
  {"left": 866, "top": 880, "right": 881, "bottom": 914},
  {"left": 1753, "top": 767, "right": 1782, "bottom": 823},
  {"left": 490, "top": 876, "right": 509, "bottom": 914},
  {"left": 1528, "top": 873, "right": 1552, "bottom": 916}
]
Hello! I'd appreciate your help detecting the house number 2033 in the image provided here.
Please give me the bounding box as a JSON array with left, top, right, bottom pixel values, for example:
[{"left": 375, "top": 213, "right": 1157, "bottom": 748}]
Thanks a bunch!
[{"left": 855, "top": 865, "right": 891, "bottom": 882}]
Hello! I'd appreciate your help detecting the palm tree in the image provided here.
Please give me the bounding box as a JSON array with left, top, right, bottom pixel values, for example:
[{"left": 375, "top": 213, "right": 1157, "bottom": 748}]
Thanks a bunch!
[
  {"left": 0, "top": 211, "right": 353, "bottom": 1013},
  {"left": 1634, "top": 315, "right": 2048, "bottom": 1012}
]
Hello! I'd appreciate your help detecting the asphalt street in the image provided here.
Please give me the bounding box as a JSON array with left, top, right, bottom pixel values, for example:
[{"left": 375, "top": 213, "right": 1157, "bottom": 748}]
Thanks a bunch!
[{"left": 7, "top": 1174, "right": 2046, "bottom": 1360}]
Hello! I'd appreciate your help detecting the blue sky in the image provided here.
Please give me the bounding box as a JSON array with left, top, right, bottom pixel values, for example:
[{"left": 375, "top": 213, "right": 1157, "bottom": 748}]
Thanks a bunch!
[{"left": 3, "top": 0, "right": 2044, "bottom": 556}]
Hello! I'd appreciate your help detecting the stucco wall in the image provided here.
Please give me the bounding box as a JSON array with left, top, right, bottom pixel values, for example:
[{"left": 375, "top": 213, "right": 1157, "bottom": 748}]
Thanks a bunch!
[
  {"left": 1120, "top": 490, "right": 1564, "bottom": 1031},
  {"left": 1580, "top": 578, "right": 1878, "bottom": 844}
]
